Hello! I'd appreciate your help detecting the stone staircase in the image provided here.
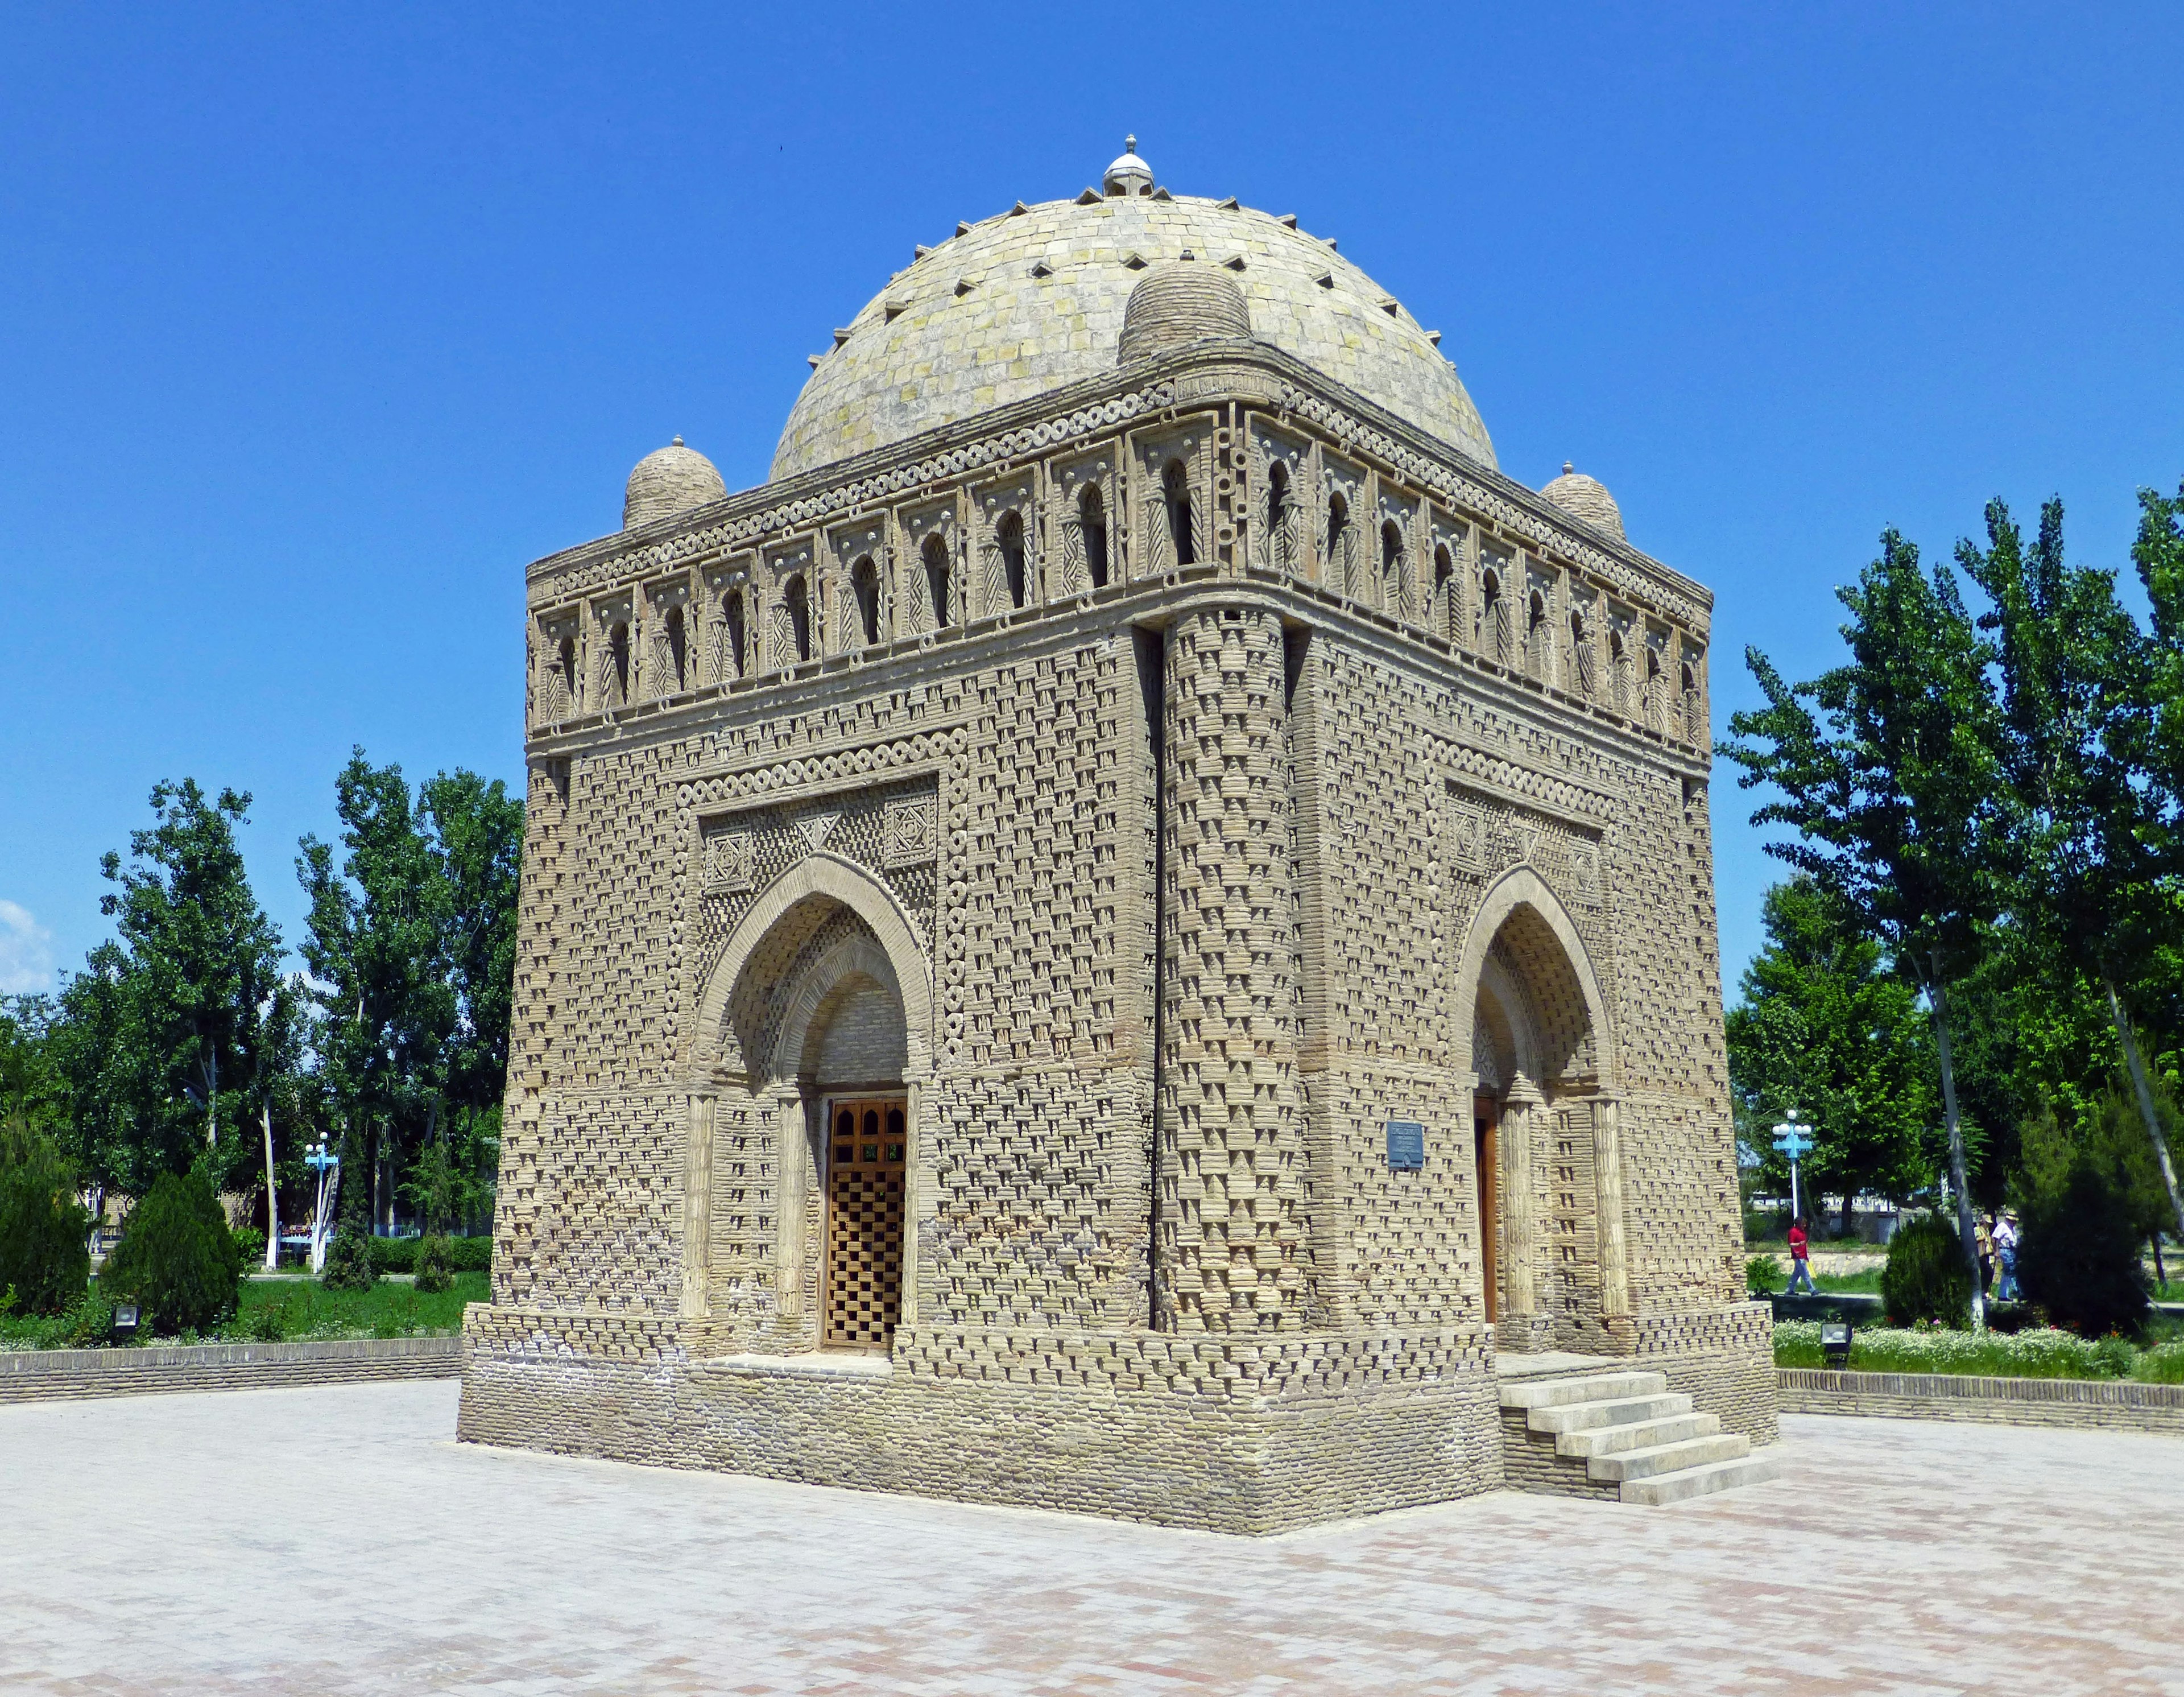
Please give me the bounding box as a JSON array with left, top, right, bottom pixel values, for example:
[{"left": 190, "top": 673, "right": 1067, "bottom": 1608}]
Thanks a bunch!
[{"left": 1498, "top": 1356, "right": 1780, "bottom": 1506}]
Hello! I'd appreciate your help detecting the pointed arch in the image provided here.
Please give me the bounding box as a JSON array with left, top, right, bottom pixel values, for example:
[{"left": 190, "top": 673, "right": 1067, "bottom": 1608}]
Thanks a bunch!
[
  {"left": 690, "top": 852, "right": 934, "bottom": 1086},
  {"left": 1453, "top": 864, "right": 1611, "bottom": 1089}
]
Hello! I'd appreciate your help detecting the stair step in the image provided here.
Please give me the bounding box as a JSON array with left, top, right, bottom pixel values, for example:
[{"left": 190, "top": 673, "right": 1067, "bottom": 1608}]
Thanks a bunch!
[
  {"left": 1527, "top": 1393, "right": 1690, "bottom": 1435},
  {"left": 1587, "top": 1432, "right": 1751, "bottom": 1483},
  {"left": 1499, "top": 1371, "right": 1668, "bottom": 1410},
  {"left": 1556, "top": 1411, "right": 1720, "bottom": 1458},
  {"left": 1619, "top": 1451, "right": 1783, "bottom": 1506}
]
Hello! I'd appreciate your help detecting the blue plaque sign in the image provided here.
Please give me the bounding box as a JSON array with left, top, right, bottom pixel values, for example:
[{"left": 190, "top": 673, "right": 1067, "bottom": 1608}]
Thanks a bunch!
[{"left": 1385, "top": 1120, "right": 1426, "bottom": 1171}]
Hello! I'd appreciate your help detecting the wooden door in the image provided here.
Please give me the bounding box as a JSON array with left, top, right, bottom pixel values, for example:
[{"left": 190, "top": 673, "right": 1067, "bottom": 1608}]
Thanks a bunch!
[
  {"left": 1474, "top": 1092, "right": 1499, "bottom": 1324},
  {"left": 824, "top": 1098, "right": 908, "bottom": 1351}
]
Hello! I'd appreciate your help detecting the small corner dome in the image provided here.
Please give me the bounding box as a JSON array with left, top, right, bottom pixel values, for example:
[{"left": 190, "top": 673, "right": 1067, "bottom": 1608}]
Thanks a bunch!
[
  {"left": 623, "top": 437, "right": 725, "bottom": 530},
  {"left": 1540, "top": 461, "right": 1624, "bottom": 542},
  {"left": 1118, "top": 261, "right": 1252, "bottom": 364},
  {"left": 1103, "top": 135, "right": 1153, "bottom": 196}
]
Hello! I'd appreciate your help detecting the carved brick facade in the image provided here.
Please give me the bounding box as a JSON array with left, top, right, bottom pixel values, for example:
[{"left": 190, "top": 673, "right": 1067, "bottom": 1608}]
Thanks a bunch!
[{"left": 460, "top": 167, "right": 1771, "bottom": 1533}]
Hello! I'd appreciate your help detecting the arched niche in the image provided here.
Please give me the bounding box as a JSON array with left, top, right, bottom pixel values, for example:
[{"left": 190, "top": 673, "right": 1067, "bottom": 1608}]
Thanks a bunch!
[
  {"left": 1451, "top": 862, "right": 1628, "bottom": 1348},
  {"left": 680, "top": 852, "right": 934, "bottom": 1347}
]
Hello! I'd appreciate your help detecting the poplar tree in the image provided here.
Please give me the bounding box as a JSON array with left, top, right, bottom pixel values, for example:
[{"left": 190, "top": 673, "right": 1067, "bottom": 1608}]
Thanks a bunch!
[
  {"left": 79, "top": 781, "right": 288, "bottom": 1195},
  {"left": 1725, "top": 534, "right": 2010, "bottom": 1327},
  {"left": 1726, "top": 878, "right": 1939, "bottom": 1229},
  {"left": 1960, "top": 496, "right": 2184, "bottom": 1248}
]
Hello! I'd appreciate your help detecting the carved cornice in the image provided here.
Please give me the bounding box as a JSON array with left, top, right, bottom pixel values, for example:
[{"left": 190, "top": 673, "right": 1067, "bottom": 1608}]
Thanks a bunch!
[{"left": 526, "top": 341, "right": 1710, "bottom": 634}]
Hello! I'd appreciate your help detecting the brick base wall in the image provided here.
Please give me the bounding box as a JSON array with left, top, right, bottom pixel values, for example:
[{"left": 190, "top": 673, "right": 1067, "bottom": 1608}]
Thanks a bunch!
[
  {"left": 0, "top": 1337, "right": 460, "bottom": 1405},
  {"left": 458, "top": 1299, "right": 1778, "bottom": 1531},
  {"left": 1637, "top": 1300, "right": 1778, "bottom": 1446},
  {"left": 1496, "top": 1407, "right": 1616, "bottom": 1499},
  {"left": 458, "top": 1304, "right": 1507, "bottom": 1535},
  {"left": 1779, "top": 1368, "right": 2184, "bottom": 1434}
]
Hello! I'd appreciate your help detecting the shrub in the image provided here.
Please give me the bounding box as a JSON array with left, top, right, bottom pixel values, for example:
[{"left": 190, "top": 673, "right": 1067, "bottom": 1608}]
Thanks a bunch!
[
  {"left": 366, "top": 1233, "right": 490, "bottom": 1275},
  {"left": 366, "top": 1236, "right": 415, "bottom": 1275},
  {"left": 320, "top": 1223, "right": 378, "bottom": 1292},
  {"left": 412, "top": 1233, "right": 453, "bottom": 1294},
  {"left": 2134, "top": 1341, "right": 2184, "bottom": 1385},
  {"left": 0, "top": 1122, "right": 91, "bottom": 1318},
  {"left": 101, "top": 1170, "right": 242, "bottom": 1335},
  {"left": 230, "top": 1225, "right": 267, "bottom": 1268},
  {"left": 243, "top": 1297, "right": 288, "bottom": 1342},
  {"left": 56, "top": 1283, "right": 117, "bottom": 1347},
  {"left": 2017, "top": 1157, "right": 2150, "bottom": 1338},
  {"left": 1880, "top": 1213, "right": 1973, "bottom": 1327},
  {"left": 1745, "top": 1254, "right": 1786, "bottom": 1295}
]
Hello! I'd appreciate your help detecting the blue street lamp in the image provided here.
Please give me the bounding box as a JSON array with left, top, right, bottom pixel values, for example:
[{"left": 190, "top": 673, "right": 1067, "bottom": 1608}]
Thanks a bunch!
[
  {"left": 304, "top": 1141, "right": 340, "bottom": 1273},
  {"left": 1772, "top": 1112, "right": 1815, "bottom": 1224}
]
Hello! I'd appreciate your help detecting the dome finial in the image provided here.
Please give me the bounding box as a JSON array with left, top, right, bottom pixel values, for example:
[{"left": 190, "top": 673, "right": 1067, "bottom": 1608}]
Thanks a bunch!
[
  {"left": 674, "top": 435, "right": 686, "bottom": 448},
  {"left": 1562, "top": 460, "right": 1574, "bottom": 474},
  {"left": 1105, "top": 135, "right": 1154, "bottom": 197}
]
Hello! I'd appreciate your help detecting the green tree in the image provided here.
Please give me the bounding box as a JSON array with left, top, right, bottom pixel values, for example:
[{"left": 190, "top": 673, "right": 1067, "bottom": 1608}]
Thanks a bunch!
[
  {"left": 0, "top": 995, "right": 63, "bottom": 1135},
  {"left": 102, "top": 1167, "right": 242, "bottom": 1335},
  {"left": 48, "top": 783, "right": 289, "bottom": 1202},
  {"left": 298, "top": 753, "right": 518, "bottom": 1238},
  {"left": 1724, "top": 531, "right": 2012, "bottom": 1327},
  {"left": 0, "top": 1117, "right": 91, "bottom": 1316},
  {"left": 1726, "top": 878, "right": 1938, "bottom": 1231},
  {"left": 45, "top": 945, "right": 154, "bottom": 1211},
  {"left": 299, "top": 754, "right": 456, "bottom": 1236},
  {"left": 1960, "top": 496, "right": 2184, "bottom": 1247}
]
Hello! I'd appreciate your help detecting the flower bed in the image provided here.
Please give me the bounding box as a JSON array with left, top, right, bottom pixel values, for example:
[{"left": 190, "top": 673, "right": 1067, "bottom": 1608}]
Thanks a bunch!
[{"left": 1774, "top": 1318, "right": 2184, "bottom": 1384}]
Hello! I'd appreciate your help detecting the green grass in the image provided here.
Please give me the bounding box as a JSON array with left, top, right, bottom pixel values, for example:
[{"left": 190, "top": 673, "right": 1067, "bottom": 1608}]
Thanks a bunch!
[
  {"left": 1776, "top": 1318, "right": 2184, "bottom": 1384},
  {"left": 0, "top": 1271, "right": 486, "bottom": 1350},
  {"left": 1814, "top": 1268, "right": 1883, "bottom": 1294},
  {"left": 221, "top": 1272, "right": 486, "bottom": 1342}
]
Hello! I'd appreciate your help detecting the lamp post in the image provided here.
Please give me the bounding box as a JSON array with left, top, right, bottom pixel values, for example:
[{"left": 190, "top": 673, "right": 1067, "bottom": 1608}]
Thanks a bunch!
[
  {"left": 305, "top": 1141, "right": 340, "bottom": 1274},
  {"left": 1772, "top": 1112, "right": 1814, "bottom": 1224}
]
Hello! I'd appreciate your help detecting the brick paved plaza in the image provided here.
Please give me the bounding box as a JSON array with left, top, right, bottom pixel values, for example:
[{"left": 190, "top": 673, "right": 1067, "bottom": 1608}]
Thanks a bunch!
[{"left": 3, "top": 1381, "right": 2178, "bottom": 1695}]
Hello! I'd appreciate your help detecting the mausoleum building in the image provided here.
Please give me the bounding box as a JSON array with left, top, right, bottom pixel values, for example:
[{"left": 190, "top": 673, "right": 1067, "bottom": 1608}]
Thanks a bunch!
[{"left": 457, "top": 142, "right": 1778, "bottom": 1530}]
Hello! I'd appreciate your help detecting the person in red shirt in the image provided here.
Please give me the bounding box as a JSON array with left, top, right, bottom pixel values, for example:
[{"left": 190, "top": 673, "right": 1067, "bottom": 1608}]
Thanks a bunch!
[{"left": 1785, "top": 1216, "right": 1817, "bottom": 1295}]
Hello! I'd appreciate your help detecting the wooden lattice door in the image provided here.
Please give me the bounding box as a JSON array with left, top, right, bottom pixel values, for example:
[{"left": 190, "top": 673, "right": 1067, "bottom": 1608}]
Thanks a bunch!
[{"left": 824, "top": 1099, "right": 907, "bottom": 1351}]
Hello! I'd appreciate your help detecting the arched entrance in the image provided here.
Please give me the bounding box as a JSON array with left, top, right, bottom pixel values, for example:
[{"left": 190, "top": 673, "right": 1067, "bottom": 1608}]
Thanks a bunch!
[
  {"left": 686, "top": 854, "right": 932, "bottom": 1356},
  {"left": 1454, "top": 866, "right": 1627, "bottom": 1353}
]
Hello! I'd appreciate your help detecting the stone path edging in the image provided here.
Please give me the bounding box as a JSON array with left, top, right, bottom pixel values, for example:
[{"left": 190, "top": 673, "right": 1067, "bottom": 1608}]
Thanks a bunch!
[
  {"left": 1778, "top": 1366, "right": 2184, "bottom": 1433},
  {"left": 0, "top": 1336, "right": 460, "bottom": 1405}
]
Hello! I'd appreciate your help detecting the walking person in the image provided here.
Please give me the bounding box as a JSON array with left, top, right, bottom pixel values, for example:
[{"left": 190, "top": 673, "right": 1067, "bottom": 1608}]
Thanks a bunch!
[
  {"left": 1976, "top": 1212, "right": 1996, "bottom": 1295},
  {"left": 1993, "top": 1209, "right": 2020, "bottom": 1302},
  {"left": 1785, "top": 1215, "right": 1817, "bottom": 1295}
]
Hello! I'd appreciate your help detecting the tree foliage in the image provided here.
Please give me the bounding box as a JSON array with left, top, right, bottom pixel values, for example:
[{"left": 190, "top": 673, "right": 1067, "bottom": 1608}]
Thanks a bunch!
[
  {"left": 2017, "top": 1155, "right": 2151, "bottom": 1337},
  {"left": 0, "top": 1117, "right": 91, "bottom": 1317},
  {"left": 49, "top": 782, "right": 290, "bottom": 1197},
  {"left": 1726, "top": 878, "right": 1937, "bottom": 1222},
  {"left": 298, "top": 751, "right": 519, "bottom": 1234},
  {"left": 102, "top": 1168, "right": 243, "bottom": 1335},
  {"left": 1962, "top": 497, "right": 2184, "bottom": 1243},
  {"left": 1724, "top": 532, "right": 2009, "bottom": 1320}
]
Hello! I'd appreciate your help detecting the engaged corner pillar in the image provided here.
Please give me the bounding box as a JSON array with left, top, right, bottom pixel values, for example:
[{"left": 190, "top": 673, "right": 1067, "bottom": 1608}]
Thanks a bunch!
[
  {"left": 1591, "top": 1095, "right": 1632, "bottom": 1321},
  {"left": 1500, "top": 1073, "right": 1545, "bottom": 1322},
  {"left": 681, "top": 1092, "right": 715, "bottom": 1320},
  {"left": 1159, "top": 605, "right": 1309, "bottom": 1333}
]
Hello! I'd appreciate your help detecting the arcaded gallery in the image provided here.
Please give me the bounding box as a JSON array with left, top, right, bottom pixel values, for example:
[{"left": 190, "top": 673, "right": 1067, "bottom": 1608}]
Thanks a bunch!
[{"left": 457, "top": 141, "right": 1779, "bottom": 1530}]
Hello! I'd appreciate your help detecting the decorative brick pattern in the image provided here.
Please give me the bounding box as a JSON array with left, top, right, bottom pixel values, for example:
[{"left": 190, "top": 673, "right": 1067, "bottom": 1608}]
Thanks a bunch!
[{"left": 466, "top": 202, "right": 1764, "bottom": 1531}]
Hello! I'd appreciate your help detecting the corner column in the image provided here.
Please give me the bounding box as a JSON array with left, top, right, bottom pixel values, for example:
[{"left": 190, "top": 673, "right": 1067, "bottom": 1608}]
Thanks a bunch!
[{"left": 1160, "top": 605, "right": 1309, "bottom": 1332}]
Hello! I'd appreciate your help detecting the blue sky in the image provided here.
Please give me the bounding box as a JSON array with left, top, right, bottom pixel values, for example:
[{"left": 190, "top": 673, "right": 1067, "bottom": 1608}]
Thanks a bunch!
[{"left": 2, "top": 4, "right": 2180, "bottom": 1000}]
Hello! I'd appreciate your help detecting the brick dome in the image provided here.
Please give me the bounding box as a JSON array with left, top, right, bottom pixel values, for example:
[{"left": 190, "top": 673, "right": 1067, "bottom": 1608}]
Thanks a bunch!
[
  {"left": 624, "top": 437, "right": 726, "bottom": 531},
  {"left": 1118, "top": 261, "right": 1253, "bottom": 364},
  {"left": 772, "top": 151, "right": 1494, "bottom": 481},
  {"left": 1540, "top": 463, "right": 1625, "bottom": 542}
]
